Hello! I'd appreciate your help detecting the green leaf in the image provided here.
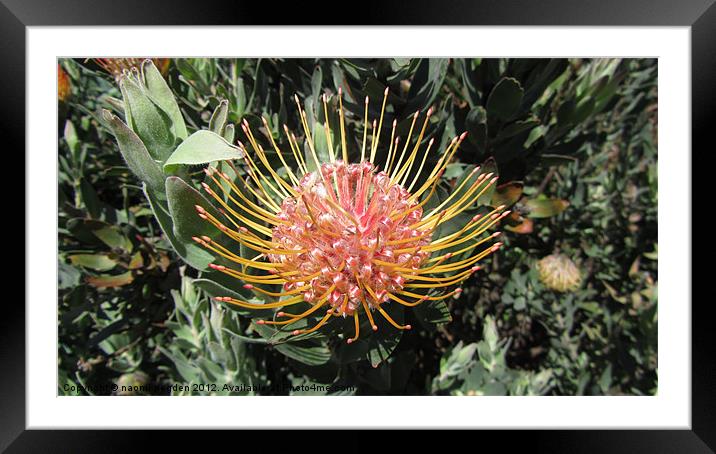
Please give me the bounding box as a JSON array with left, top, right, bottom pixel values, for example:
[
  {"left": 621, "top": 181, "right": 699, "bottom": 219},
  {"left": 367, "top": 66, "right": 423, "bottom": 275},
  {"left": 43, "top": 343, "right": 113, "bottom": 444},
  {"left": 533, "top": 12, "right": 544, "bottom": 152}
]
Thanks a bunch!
[
  {"left": 524, "top": 197, "right": 569, "bottom": 218},
  {"left": 141, "top": 59, "right": 187, "bottom": 140},
  {"left": 103, "top": 110, "right": 165, "bottom": 196},
  {"left": 223, "top": 123, "right": 235, "bottom": 144},
  {"left": 79, "top": 178, "right": 102, "bottom": 219},
  {"left": 274, "top": 341, "right": 332, "bottom": 366},
  {"left": 465, "top": 106, "right": 487, "bottom": 151},
  {"left": 119, "top": 75, "right": 175, "bottom": 161},
  {"left": 413, "top": 300, "right": 452, "bottom": 325},
  {"left": 68, "top": 254, "right": 117, "bottom": 271},
  {"left": 165, "top": 176, "right": 229, "bottom": 249},
  {"left": 486, "top": 77, "right": 524, "bottom": 121},
  {"left": 144, "top": 185, "right": 214, "bottom": 270},
  {"left": 163, "top": 130, "right": 243, "bottom": 173},
  {"left": 405, "top": 58, "right": 449, "bottom": 113},
  {"left": 92, "top": 226, "right": 132, "bottom": 251},
  {"left": 308, "top": 122, "right": 334, "bottom": 171},
  {"left": 497, "top": 116, "right": 539, "bottom": 140},
  {"left": 491, "top": 181, "right": 523, "bottom": 207},
  {"left": 209, "top": 99, "right": 229, "bottom": 135}
]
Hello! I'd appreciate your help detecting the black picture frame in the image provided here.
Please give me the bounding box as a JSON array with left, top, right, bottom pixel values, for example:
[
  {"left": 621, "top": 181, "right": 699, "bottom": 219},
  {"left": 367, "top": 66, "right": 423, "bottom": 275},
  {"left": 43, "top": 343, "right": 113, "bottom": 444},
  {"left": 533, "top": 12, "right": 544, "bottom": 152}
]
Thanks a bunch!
[{"left": 6, "top": 0, "right": 711, "bottom": 450}]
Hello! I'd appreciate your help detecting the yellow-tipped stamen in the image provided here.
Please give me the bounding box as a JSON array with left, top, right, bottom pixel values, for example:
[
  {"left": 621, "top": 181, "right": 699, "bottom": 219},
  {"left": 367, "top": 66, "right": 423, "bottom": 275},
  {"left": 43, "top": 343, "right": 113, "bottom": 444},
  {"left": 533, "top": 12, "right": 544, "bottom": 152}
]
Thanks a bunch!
[
  {"left": 338, "top": 87, "right": 349, "bottom": 162},
  {"left": 321, "top": 94, "right": 336, "bottom": 163},
  {"left": 390, "top": 111, "right": 419, "bottom": 180},
  {"left": 200, "top": 182, "right": 274, "bottom": 236},
  {"left": 389, "top": 169, "right": 443, "bottom": 222},
  {"left": 347, "top": 310, "right": 360, "bottom": 344},
  {"left": 245, "top": 283, "right": 312, "bottom": 297},
  {"left": 354, "top": 276, "right": 378, "bottom": 331},
  {"left": 361, "top": 296, "right": 377, "bottom": 331},
  {"left": 399, "top": 266, "right": 474, "bottom": 282},
  {"left": 238, "top": 139, "right": 290, "bottom": 201},
  {"left": 421, "top": 168, "right": 483, "bottom": 220},
  {"left": 283, "top": 125, "right": 309, "bottom": 175},
  {"left": 426, "top": 232, "right": 502, "bottom": 263},
  {"left": 387, "top": 292, "right": 426, "bottom": 307},
  {"left": 397, "top": 288, "right": 462, "bottom": 302},
  {"left": 395, "top": 108, "right": 432, "bottom": 186},
  {"left": 383, "top": 119, "right": 398, "bottom": 172},
  {"left": 404, "top": 269, "right": 475, "bottom": 288},
  {"left": 205, "top": 169, "right": 287, "bottom": 226},
  {"left": 192, "top": 236, "right": 284, "bottom": 271},
  {"left": 376, "top": 306, "right": 411, "bottom": 330},
  {"left": 236, "top": 149, "right": 284, "bottom": 211},
  {"left": 437, "top": 176, "right": 500, "bottom": 226},
  {"left": 360, "top": 96, "right": 369, "bottom": 162},
  {"left": 370, "top": 87, "right": 389, "bottom": 164},
  {"left": 208, "top": 263, "right": 290, "bottom": 285},
  {"left": 408, "top": 132, "right": 466, "bottom": 203},
  {"left": 217, "top": 294, "right": 305, "bottom": 310},
  {"left": 259, "top": 284, "right": 337, "bottom": 325},
  {"left": 226, "top": 161, "right": 282, "bottom": 213},
  {"left": 242, "top": 121, "right": 295, "bottom": 198},
  {"left": 255, "top": 141, "right": 300, "bottom": 196},
  {"left": 428, "top": 243, "right": 502, "bottom": 274},
  {"left": 260, "top": 117, "right": 301, "bottom": 186},
  {"left": 362, "top": 281, "right": 411, "bottom": 330},
  {"left": 292, "top": 310, "right": 334, "bottom": 336},
  {"left": 293, "top": 95, "right": 319, "bottom": 168},
  {"left": 198, "top": 213, "right": 300, "bottom": 256},
  {"left": 422, "top": 211, "right": 508, "bottom": 253},
  {"left": 384, "top": 211, "right": 443, "bottom": 246},
  {"left": 368, "top": 119, "right": 378, "bottom": 164},
  {"left": 386, "top": 137, "right": 400, "bottom": 175},
  {"left": 406, "top": 138, "right": 435, "bottom": 192},
  {"left": 428, "top": 209, "right": 502, "bottom": 247}
]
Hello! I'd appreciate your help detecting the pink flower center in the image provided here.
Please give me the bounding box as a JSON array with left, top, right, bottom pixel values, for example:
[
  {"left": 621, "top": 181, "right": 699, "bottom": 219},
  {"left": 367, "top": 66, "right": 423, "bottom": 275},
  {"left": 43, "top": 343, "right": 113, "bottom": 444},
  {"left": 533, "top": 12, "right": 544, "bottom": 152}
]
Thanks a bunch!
[{"left": 269, "top": 160, "right": 432, "bottom": 316}]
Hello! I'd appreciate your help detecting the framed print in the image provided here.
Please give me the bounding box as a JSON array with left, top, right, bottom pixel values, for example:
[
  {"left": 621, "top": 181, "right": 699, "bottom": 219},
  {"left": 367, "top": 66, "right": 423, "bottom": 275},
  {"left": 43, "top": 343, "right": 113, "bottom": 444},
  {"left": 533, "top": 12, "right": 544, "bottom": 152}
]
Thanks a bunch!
[{"left": 6, "top": 0, "right": 713, "bottom": 450}]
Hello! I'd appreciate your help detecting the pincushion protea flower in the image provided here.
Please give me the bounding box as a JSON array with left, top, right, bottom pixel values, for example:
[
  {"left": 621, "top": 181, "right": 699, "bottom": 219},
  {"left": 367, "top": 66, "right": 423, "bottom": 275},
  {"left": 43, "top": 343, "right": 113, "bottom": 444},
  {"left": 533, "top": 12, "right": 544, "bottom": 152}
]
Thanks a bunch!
[
  {"left": 537, "top": 253, "right": 582, "bottom": 292},
  {"left": 193, "top": 88, "right": 508, "bottom": 342}
]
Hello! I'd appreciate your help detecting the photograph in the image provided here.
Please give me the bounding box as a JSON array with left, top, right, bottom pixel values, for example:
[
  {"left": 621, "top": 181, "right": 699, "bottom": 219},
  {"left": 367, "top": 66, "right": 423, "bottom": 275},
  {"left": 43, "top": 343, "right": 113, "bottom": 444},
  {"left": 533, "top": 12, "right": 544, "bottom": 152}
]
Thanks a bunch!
[{"left": 57, "top": 57, "right": 658, "bottom": 397}]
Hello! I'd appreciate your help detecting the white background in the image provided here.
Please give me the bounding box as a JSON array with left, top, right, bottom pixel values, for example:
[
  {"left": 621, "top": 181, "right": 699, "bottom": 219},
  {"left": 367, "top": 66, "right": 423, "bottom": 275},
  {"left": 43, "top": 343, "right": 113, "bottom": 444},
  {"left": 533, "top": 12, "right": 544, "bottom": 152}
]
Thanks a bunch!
[{"left": 28, "top": 27, "right": 690, "bottom": 428}]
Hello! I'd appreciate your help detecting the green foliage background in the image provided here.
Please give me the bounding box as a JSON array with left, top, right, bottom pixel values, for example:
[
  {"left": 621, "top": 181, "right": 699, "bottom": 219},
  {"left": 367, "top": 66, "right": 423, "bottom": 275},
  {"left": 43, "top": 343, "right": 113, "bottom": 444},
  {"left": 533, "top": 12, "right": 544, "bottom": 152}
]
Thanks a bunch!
[{"left": 58, "top": 58, "right": 657, "bottom": 396}]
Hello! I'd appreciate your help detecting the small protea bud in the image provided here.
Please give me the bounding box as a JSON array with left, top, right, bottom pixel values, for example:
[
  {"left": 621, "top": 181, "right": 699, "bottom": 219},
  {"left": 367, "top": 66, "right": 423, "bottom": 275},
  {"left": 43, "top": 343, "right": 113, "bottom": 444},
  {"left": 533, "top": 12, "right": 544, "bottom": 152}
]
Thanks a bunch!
[
  {"left": 537, "top": 253, "right": 582, "bottom": 292},
  {"left": 196, "top": 89, "right": 507, "bottom": 342},
  {"left": 114, "top": 371, "right": 149, "bottom": 396},
  {"left": 58, "top": 64, "right": 71, "bottom": 102}
]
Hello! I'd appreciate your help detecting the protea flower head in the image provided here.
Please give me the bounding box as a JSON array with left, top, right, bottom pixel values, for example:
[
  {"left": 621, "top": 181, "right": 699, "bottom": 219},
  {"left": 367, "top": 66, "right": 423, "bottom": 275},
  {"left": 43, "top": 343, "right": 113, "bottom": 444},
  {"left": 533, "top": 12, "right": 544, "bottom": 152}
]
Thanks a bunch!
[
  {"left": 193, "top": 88, "right": 508, "bottom": 342},
  {"left": 537, "top": 253, "right": 582, "bottom": 292}
]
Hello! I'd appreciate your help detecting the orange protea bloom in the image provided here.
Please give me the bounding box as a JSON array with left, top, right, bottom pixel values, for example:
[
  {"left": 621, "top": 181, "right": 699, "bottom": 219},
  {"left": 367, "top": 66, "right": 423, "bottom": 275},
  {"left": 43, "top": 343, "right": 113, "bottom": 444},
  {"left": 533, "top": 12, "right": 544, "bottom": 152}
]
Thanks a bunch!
[
  {"left": 95, "top": 58, "right": 170, "bottom": 80},
  {"left": 58, "top": 64, "right": 71, "bottom": 102},
  {"left": 194, "top": 88, "right": 508, "bottom": 342}
]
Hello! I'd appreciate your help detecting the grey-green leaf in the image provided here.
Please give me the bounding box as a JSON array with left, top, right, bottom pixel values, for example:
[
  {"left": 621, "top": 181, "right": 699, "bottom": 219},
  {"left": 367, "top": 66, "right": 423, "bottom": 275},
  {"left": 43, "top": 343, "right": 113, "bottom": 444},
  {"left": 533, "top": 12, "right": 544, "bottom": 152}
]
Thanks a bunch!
[
  {"left": 144, "top": 185, "right": 214, "bottom": 270},
  {"left": 163, "top": 130, "right": 243, "bottom": 173},
  {"left": 103, "top": 110, "right": 165, "bottom": 196},
  {"left": 141, "top": 59, "right": 187, "bottom": 140},
  {"left": 119, "top": 76, "right": 175, "bottom": 161},
  {"left": 209, "top": 100, "right": 229, "bottom": 135}
]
